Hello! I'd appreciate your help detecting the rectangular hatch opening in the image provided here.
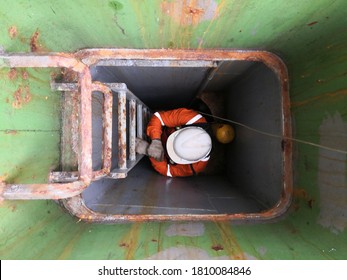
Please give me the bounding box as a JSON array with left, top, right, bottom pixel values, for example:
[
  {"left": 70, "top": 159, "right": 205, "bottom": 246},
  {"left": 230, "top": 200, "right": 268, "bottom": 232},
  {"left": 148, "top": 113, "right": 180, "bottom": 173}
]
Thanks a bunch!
[{"left": 62, "top": 49, "right": 292, "bottom": 223}]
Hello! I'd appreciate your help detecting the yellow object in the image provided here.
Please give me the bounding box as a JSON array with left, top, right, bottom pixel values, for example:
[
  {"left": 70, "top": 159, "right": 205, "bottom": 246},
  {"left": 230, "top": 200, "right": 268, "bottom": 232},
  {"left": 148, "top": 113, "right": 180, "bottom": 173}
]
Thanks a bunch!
[{"left": 212, "top": 124, "right": 235, "bottom": 144}]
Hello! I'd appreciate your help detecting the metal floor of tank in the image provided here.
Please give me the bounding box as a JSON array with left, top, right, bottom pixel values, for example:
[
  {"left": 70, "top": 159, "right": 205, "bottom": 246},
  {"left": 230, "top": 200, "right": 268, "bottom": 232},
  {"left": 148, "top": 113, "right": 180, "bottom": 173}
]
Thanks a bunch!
[{"left": 82, "top": 158, "right": 264, "bottom": 215}]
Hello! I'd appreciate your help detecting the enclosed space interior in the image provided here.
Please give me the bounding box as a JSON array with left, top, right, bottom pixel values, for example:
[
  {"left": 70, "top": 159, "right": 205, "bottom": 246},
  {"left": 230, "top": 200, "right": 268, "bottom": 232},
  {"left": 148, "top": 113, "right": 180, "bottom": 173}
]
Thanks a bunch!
[{"left": 73, "top": 52, "right": 291, "bottom": 220}]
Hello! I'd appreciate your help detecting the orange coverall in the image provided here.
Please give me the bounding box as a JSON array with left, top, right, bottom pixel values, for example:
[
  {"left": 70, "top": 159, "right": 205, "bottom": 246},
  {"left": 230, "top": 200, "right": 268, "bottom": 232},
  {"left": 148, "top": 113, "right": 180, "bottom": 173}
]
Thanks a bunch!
[{"left": 146, "top": 108, "right": 209, "bottom": 177}]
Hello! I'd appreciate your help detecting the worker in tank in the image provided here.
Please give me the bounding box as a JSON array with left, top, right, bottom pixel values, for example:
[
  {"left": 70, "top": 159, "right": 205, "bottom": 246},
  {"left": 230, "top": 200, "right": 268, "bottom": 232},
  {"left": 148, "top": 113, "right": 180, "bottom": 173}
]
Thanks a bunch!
[{"left": 136, "top": 108, "right": 234, "bottom": 177}]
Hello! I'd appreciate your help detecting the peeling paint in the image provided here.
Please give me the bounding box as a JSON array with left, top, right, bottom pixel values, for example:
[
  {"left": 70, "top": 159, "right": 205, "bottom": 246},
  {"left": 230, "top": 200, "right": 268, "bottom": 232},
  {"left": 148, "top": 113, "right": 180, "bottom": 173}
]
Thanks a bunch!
[
  {"left": 21, "top": 70, "right": 28, "bottom": 80},
  {"left": 4, "top": 130, "right": 17, "bottom": 135},
  {"left": 243, "top": 253, "right": 257, "bottom": 260},
  {"left": 251, "top": 22, "right": 260, "bottom": 36},
  {"left": 256, "top": 246, "right": 267, "bottom": 256},
  {"left": 147, "top": 245, "right": 229, "bottom": 260},
  {"left": 12, "top": 86, "right": 32, "bottom": 109},
  {"left": 165, "top": 222, "right": 205, "bottom": 237},
  {"left": 211, "top": 244, "right": 223, "bottom": 251},
  {"left": 317, "top": 112, "right": 347, "bottom": 234}
]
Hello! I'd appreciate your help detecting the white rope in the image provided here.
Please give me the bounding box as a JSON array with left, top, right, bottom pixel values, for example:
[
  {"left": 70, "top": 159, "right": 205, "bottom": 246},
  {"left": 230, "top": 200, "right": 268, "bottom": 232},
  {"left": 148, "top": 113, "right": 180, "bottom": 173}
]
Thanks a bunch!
[{"left": 199, "top": 111, "right": 347, "bottom": 155}]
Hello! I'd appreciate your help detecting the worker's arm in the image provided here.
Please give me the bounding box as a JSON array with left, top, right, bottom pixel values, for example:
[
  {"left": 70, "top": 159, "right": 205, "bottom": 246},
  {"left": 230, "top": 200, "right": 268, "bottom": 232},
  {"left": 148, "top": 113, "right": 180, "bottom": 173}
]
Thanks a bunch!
[{"left": 146, "top": 108, "right": 206, "bottom": 140}]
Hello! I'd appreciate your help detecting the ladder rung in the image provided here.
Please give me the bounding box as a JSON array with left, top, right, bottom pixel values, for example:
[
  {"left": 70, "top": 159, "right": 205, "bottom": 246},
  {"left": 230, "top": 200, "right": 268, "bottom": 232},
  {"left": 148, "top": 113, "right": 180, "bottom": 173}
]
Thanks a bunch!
[
  {"left": 109, "top": 154, "right": 145, "bottom": 179},
  {"left": 137, "top": 104, "right": 143, "bottom": 139},
  {"left": 118, "top": 91, "right": 127, "bottom": 170},
  {"left": 129, "top": 99, "right": 136, "bottom": 161}
]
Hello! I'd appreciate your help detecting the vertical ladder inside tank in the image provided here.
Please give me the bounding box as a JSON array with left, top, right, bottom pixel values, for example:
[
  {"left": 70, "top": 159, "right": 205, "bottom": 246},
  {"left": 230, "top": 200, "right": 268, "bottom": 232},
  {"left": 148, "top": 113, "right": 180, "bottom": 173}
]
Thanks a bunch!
[
  {"left": 106, "top": 83, "right": 151, "bottom": 179},
  {"left": 50, "top": 82, "right": 151, "bottom": 182}
]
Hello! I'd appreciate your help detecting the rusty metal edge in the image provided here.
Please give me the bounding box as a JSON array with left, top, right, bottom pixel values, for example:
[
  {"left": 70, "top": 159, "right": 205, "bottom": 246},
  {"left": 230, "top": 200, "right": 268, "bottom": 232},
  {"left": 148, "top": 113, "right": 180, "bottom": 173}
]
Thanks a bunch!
[
  {"left": 0, "top": 53, "right": 93, "bottom": 199},
  {"left": 91, "top": 82, "right": 113, "bottom": 179},
  {"left": 50, "top": 82, "right": 113, "bottom": 179},
  {"left": 117, "top": 90, "right": 127, "bottom": 170},
  {"left": 129, "top": 99, "right": 136, "bottom": 161},
  {"left": 63, "top": 48, "right": 293, "bottom": 223}
]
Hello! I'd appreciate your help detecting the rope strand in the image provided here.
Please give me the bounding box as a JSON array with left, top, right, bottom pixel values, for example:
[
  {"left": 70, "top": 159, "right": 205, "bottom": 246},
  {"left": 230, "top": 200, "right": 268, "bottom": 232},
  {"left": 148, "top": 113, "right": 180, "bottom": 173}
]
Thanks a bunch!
[{"left": 198, "top": 111, "right": 347, "bottom": 155}]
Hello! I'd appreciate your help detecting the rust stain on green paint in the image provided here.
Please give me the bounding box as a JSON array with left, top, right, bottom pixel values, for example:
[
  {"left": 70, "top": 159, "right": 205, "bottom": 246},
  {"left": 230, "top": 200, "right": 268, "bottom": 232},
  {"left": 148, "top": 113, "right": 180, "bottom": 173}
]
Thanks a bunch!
[
  {"left": 214, "top": 222, "right": 245, "bottom": 259},
  {"left": 7, "top": 69, "right": 29, "bottom": 82},
  {"left": 211, "top": 244, "right": 224, "bottom": 251},
  {"left": 293, "top": 188, "right": 316, "bottom": 210},
  {"left": 307, "top": 21, "right": 319, "bottom": 26},
  {"left": 0, "top": 173, "right": 9, "bottom": 182},
  {"left": 8, "top": 68, "right": 17, "bottom": 80},
  {"left": 12, "top": 85, "right": 32, "bottom": 109},
  {"left": 8, "top": 25, "right": 18, "bottom": 39},
  {"left": 57, "top": 226, "right": 87, "bottom": 259},
  {"left": 22, "top": 71, "right": 28, "bottom": 80},
  {"left": 119, "top": 223, "right": 142, "bottom": 260},
  {"left": 119, "top": 242, "right": 129, "bottom": 248},
  {"left": 30, "top": 29, "right": 47, "bottom": 52},
  {"left": 4, "top": 130, "right": 17, "bottom": 135},
  {"left": 30, "top": 29, "right": 40, "bottom": 52},
  {"left": 161, "top": 0, "right": 218, "bottom": 26},
  {"left": 291, "top": 89, "right": 347, "bottom": 108},
  {"left": 293, "top": 188, "right": 309, "bottom": 199},
  {"left": 9, "top": 204, "right": 17, "bottom": 212},
  {"left": 160, "top": 0, "right": 220, "bottom": 48}
]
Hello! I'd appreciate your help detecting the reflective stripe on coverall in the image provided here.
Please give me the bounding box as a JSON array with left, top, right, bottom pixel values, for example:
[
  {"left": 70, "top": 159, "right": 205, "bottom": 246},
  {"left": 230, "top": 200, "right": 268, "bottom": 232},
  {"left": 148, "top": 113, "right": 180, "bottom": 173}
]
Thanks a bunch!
[{"left": 146, "top": 108, "right": 209, "bottom": 177}]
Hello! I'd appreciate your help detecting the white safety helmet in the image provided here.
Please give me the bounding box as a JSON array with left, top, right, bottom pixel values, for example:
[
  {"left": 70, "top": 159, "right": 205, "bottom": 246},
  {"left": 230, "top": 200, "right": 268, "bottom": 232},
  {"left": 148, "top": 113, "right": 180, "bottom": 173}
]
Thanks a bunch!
[{"left": 166, "top": 127, "right": 212, "bottom": 164}]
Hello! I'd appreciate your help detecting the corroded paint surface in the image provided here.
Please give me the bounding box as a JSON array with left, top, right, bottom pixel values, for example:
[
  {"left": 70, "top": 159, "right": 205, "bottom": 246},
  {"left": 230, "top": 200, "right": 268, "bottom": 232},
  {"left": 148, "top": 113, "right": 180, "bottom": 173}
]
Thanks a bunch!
[
  {"left": 0, "top": 0, "right": 347, "bottom": 259},
  {"left": 0, "top": 53, "right": 93, "bottom": 199},
  {"left": 160, "top": 0, "right": 219, "bottom": 26},
  {"left": 165, "top": 223, "right": 205, "bottom": 237}
]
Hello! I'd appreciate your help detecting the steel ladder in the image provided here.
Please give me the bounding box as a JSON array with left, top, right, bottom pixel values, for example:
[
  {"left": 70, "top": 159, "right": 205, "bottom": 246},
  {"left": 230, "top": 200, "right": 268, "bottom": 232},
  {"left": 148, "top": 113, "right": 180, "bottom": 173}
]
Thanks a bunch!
[{"left": 50, "top": 82, "right": 151, "bottom": 182}]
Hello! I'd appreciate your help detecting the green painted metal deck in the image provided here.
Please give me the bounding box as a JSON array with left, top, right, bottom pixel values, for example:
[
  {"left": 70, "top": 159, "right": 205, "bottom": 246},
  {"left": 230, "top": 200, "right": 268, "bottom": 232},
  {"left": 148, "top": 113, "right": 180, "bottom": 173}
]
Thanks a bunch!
[{"left": 0, "top": 0, "right": 347, "bottom": 259}]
